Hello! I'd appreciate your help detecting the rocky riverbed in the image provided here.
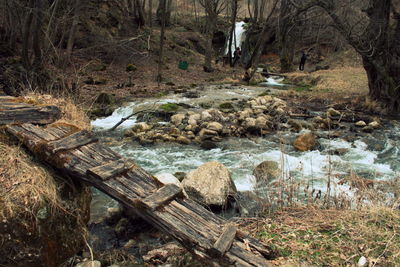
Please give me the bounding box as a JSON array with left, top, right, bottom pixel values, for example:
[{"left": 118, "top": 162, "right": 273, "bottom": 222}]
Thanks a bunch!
[{"left": 85, "top": 82, "right": 400, "bottom": 265}]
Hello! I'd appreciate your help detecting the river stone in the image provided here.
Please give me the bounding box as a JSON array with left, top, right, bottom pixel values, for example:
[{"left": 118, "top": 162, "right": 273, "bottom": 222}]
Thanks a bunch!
[
  {"left": 171, "top": 114, "right": 186, "bottom": 125},
  {"left": 287, "top": 119, "right": 303, "bottom": 132},
  {"left": 189, "top": 113, "right": 201, "bottom": 121},
  {"left": 155, "top": 173, "right": 181, "bottom": 187},
  {"left": 327, "top": 107, "right": 341, "bottom": 117},
  {"left": 182, "top": 161, "right": 237, "bottom": 208},
  {"left": 201, "top": 110, "right": 212, "bottom": 121},
  {"left": 129, "top": 122, "right": 151, "bottom": 134},
  {"left": 207, "top": 122, "right": 223, "bottom": 132},
  {"left": 188, "top": 118, "right": 197, "bottom": 126},
  {"left": 369, "top": 121, "right": 380, "bottom": 129},
  {"left": 198, "top": 128, "right": 218, "bottom": 139},
  {"left": 293, "top": 132, "right": 317, "bottom": 151},
  {"left": 243, "top": 117, "right": 256, "bottom": 128},
  {"left": 76, "top": 260, "right": 101, "bottom": 267},
  {"left": 176, "top": 136, "right": 191, "bottom": 144},
  {"left": 355, "top": 120, "right": 367, "bottom": 127},
  {"left": 253, "top": 161, "right": 280, "bottom": 182},
  {"left": 200, "top": 140, "right": 217, "bottom": 150},
  {"left": 255, "top": 116, "right": 268, "bottom": 129}
]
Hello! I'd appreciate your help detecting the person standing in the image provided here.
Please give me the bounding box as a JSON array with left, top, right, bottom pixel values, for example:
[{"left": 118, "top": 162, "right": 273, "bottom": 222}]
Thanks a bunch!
[
  {"left": 233, "top": 47, "right": 241, "bottom": 67},
  {"left": 299, "top": 51, "right": 307, "bottom": 71}
]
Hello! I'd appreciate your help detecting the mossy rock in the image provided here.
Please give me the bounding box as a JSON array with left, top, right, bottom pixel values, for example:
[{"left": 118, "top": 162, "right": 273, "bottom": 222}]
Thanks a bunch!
[
  {"left": 159, "top": 103, "right": 180, "bottom": 112},
  {"left": 126, "top": 64, "right": 137, "bottom": 72},
  {"left": 219, "top": 102, "right": 234, "bottom": 110},
  {"left": 199, "top": 102, "right": 212, "bottom": 109}
]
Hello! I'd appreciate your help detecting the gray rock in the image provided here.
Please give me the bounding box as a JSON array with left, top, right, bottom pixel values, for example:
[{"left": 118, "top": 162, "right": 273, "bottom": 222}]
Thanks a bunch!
[
  {"left": 182, "top": 161, "right": 237, "bottom": 208},
  {"left": 253, "top": 161, "right": 280, "bottom": 183}
]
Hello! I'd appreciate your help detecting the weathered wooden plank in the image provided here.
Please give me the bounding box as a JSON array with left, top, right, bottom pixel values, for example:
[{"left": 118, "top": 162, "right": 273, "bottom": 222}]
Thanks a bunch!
[
  {"left": 87, "top": 159, "right": 134, "bottom": 181},
  {"left": 141, "top": 184, "right": 183, "bottom": 210},
  {"left": 213, "top": 224, "right": 237, "bottom": 255},
  {"left": 5, "top": 121, "right": 273, "bottom": 267},
  {"left": 0, "top": 96, "right": 17, "bottom": 102},
  {"left": 47, "top": 130, "right": 98, "bottom": 153},
  {"left": 0, "top": 105, "right": 61, "bottom": 125}
]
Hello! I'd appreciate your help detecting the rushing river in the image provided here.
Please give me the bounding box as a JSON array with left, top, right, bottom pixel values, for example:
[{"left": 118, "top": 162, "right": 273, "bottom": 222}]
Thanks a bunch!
[{"left": 89, "top": 82, "right": 400, "bottom": 222}]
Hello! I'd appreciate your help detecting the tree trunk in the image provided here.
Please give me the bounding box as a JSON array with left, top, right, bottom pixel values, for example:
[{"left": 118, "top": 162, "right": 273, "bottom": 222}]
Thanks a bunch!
[
  {"left": 157, "top": 0, "right": 166, "bottom": 83},
  {"left": 228, "top": 0, "right": 238, "bottom": 66},
  {"left": 203, "top": 0, "right": 217, "bottom": 72},
  {"left": 66, "top": 0, "right": 82, "bottom": 60},
  {"left": 148, "top": 0, "right": 153, "bottom": 28},
  {"left": 316, "top": 0, "right": 400, "bottom": 112},
  {"left": 22, "top": 0, "right": 34, "bottom": 69},
  {"left": 245, "top": 0, "right": 278, "bottom": 71},
  {"left": 32, "top": 0, "right": 43, "bottom": 70},
  {"left": 278, "top": 0, "right": 294, "bottom": 73}
]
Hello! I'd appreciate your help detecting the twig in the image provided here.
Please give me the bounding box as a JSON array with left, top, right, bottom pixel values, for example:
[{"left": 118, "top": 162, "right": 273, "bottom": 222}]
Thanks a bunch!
[{"left": 108, "top": 109, "right": 152, "bottom": 132}]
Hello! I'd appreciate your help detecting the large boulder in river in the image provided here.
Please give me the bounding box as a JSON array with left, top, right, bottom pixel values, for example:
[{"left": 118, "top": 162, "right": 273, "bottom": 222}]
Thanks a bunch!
[
  {"left": 293, "top": 132, "right": 317, "bottom": 151},
  {"left": 253, "top": 161, "right": 280, "bottom": 183},
  {"left": 182, "top": 161, "right": 237, "bottom": 208}
]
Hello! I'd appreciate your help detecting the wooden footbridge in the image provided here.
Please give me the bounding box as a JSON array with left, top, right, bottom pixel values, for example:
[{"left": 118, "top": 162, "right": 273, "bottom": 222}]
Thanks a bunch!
[{"left": 0, "top": 96, "right": 273, "bottom": 266}]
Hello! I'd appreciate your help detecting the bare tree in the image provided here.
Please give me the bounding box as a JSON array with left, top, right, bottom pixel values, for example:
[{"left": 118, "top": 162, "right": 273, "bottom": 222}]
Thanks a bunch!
[
  {"left": 295, "top": 0, "right": 400, "bottom": 112},
  {"left": 157, "top": 0, "right": 167, "bottom": 83},
  {"left": 199, "top": 0, "right": 227, "bottom": 72}
]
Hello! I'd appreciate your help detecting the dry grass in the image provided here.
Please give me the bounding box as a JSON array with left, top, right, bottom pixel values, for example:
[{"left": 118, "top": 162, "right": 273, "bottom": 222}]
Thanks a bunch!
[
  {"left": 241, "top": 207, "right": 400, "bottom": 266},
  {"left": 0, "top": 93, "right": 91, "bottom": 220},
  {"left": 22, "top": 93, "right": 91, "bottom": 130},
  {"left": 0, "top": 136, "right": 59, "bottom": 220},
  {"left": 286, "top": 66, "right": 368, "bottom": 96}
]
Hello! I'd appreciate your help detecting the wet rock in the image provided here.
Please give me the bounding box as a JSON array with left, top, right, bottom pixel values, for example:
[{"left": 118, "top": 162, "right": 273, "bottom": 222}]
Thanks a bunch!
[
  {"left": 255, "top": 116, "right": 269, "bottom": 129},
  {"left": 201, "top": 110, "right": 213, "bottom": 121},
  {"left": 182, "top": 161, "right": 237, "bottom": 208},
  {"left": 243, "top": 117, "right": 256, "bottom": 128},
  {"left": 287, "top": 119, "right": 303, "bottom": 132},
  {"left": 176, "top": 136, "right": 191, "bottom": 144},
  {"left": 330, "top": 148, "right": 349, "bottom": 155},
  {"left": 128, "top": 122, "right": 151, "bottom": 134},
  {"left": 369, "top": 121, "right": 380, "bottom": 129},
  {"left": 76, "top": 260, "right": 101, "bottom": 267},
  {"left": 362, "top": 125, "right": 374, "bottom": 133},
  {"left": 293, "top": 132, "right": 317, "bottom": 151},
  {"left": 355, "top": 121, "right": 367, "bottom": 127},
  {"left": 253, "top": 161, "right": 280, "bottom": 183},
  {"left": 207, "top": 122, "right": 223, "bottom": 132},
  {"left": 104, "top": 205, "right": 124, "bottom": 225},
  {"left": 200, "top": 140, "right": 217, "bottom": 150},
  {"left": 183, "top": 91, "right": 200, "bottom": 98},
  {"left": 171, "top": 114, "right": 186, "bottom": 125},
  {"left": 198, "top": 128, "right": 218, "bottom": 140},
  {"left": 327, "top": 108, "right": 341, "bottom": 117}
]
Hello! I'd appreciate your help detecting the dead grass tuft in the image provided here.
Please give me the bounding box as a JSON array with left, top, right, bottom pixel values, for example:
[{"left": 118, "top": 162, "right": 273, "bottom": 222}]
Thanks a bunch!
[{"left": 0, "top": 138, "right": 60, "bottom": 220}]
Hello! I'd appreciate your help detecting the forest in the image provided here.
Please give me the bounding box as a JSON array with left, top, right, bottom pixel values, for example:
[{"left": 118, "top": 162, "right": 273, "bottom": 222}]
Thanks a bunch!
[{"left": 1, "top": 0, "right": 400, "bottom": 266}]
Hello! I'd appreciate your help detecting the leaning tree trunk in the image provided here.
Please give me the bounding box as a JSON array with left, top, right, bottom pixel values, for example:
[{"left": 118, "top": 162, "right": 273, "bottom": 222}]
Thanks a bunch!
[{"left": 317, "top": 0, "right": 400, "bottom": 112}]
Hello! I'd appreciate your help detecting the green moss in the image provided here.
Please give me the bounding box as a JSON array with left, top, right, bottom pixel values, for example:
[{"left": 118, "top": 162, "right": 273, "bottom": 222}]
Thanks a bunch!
[
  {"left": 159, "top": 103, "right": 180, "bottom": 111},
  {"left": 219, "top": 102, "right": 234, "bottom": 109},
  {"left": 294, "top": 84, "right": 312, "bottom": 92},
  {"left": 258, "top": 89, "right": 271, "bottom": 96}
]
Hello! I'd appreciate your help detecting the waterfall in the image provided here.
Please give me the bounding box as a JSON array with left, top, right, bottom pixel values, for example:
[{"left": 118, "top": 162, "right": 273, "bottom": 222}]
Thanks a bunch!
[{"left": 225, "top": 21, "right": 246, "bottom": 57}]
